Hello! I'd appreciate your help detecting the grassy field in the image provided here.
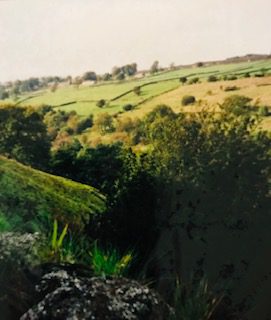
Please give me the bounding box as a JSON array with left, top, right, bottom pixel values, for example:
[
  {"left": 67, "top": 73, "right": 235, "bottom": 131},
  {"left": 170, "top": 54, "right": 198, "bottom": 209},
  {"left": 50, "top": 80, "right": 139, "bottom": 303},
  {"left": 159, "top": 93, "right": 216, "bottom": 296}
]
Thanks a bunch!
[
  {"left": 10, "top": 59, "right": 271, "bottom": 123},
  {"left": 0, "top": 156, "right": 106, "bottom": 232},
  {"left": 128, "top": 76, "right": 271, "bottom": 118}
]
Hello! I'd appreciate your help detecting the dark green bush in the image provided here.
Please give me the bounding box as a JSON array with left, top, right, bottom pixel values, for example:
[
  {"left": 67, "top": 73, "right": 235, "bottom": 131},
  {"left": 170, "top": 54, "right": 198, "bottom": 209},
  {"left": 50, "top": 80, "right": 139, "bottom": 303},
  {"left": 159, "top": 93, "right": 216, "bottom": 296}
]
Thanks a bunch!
[
  {"left": 188, "top": 77, "right": 199, "bottom": 84},
  {"left": 179, "top": 77, "right": 187, "bottom": 84},
  {"left": 258, "top": 106, "right": 270, "bottom": 117},
  {"left": 75, "top": 116, "right": 93, "bottom": 134},
  {"left": 123, "top": 104, "right": 134, "bottom": 111},
  {"left": 182, "top": 95, "right": 196, "bottom": 106},
  {"left": 255, "top": 73, "right": 265, "bottom": 78},
  {"left": 224, "top": 86, "right": 239, "bottom": 92},
  {"left": 243, "top": 72, "right": 251, "bottom": 78},
  {"left": 207, "top": 75, "right": 218, "bottom": 82},
  {"left": 96, "top": 99, "right": 106, "bottom": 108},
  {"left": 133, "top": 86, "right": 141, "bottom": 95},
  {"left": 227, "top": 75, "right": 238, "bottom": 81},
  {"left": 220, "top": 95, "right": 252, "bottom": 115}
]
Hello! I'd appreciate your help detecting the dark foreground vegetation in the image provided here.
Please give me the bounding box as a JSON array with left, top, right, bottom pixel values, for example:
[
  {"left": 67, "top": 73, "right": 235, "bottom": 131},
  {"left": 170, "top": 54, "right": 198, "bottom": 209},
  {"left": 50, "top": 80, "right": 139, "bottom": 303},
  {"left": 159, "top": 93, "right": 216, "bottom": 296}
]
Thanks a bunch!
[{"left": 0, "top": 94, "right": 270, "bottom": 319}]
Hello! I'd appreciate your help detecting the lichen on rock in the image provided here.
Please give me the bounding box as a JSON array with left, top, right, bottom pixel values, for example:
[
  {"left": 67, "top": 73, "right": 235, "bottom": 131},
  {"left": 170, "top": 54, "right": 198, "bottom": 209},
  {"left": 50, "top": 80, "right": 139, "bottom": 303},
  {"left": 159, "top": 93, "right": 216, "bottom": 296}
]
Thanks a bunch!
[{"left": 21, "top": 266, "right": 170, "bottom": 320}]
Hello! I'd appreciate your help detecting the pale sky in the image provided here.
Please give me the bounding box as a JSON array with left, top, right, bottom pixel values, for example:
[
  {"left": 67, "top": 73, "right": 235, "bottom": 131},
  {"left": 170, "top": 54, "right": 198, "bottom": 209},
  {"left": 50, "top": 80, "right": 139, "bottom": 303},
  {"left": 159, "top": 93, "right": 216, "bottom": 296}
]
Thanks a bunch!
[{"left": 0, "top": 0, "right": 270, "bottom": 82}]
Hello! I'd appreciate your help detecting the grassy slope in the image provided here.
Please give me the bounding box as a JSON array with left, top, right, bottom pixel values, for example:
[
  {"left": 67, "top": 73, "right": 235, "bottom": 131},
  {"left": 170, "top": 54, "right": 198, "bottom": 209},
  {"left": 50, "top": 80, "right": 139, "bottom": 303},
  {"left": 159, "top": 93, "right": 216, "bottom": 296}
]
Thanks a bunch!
[
  {"left": 0, "top": 156, "right": 106, "bottom": 231},
  {"left": 128, "top": 76, "right": 271, "bottom": 118},
  {"left": 14, "top": 59, "right": 271, "bottom": 117}
]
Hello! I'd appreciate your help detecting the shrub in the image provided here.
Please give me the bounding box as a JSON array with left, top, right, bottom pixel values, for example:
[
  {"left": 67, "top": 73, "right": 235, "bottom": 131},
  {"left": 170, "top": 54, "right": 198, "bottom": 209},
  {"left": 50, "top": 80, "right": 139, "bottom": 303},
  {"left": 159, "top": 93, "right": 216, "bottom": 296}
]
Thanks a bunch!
[
  {"left": 220, "top": 95, "right": 252, "bottom": 115},
  {"left": 227, "top": 75, "right": 238, "bottom": 81},
  {"left": 243, "top": 72, "right": 251, "bottom": 78},
  {"left": 94, "top": 112, "right": 115, "bottom": 134},
  {"left": 258, "top": 106, "right": 270, "bottom": 116},
  {"left": 207, "top": 75, "right": 218, "bottom": 82},
  {"left": 224, "top": 85, "right": 239, "bottom": 92},
  {"left": 75, "top": 116, "right": 93, "bottom": 134},
  {"left": 96, "top": 99, "right": 106, "bottom": 108},
  {"left": 133, "top": 86, "right": 141, "bottom": 95},
  {"left": 179, "top": 77, "right": 187, "bottom": 84},
  {"left": 182, "top": 95, "right": 196, "bottom": 106},
  {"left": 255, "top": 73, "right": 265, "bottom": 78},
  {"left": 188, "top": 77, "right": 199, "bottom": 84},
  {"left": 123, "top": 104, "right": 134, "bottom": 111}
]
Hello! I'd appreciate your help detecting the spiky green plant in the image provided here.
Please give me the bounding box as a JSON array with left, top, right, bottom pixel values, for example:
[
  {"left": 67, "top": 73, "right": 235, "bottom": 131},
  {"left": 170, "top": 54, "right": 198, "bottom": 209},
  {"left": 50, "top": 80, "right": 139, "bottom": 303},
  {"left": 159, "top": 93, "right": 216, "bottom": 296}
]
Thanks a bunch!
[
  {"left": 52, "top": 219, "right": 68, "bottom": 250},
  {"left": 171, "top": 277, "right": 222, "bottom": 320},
  {"left": 90, "top": 243, "right": 132, "bottom": 277},
  {"left": 39, "top": 219, "right": 69, "bottom": 263}
]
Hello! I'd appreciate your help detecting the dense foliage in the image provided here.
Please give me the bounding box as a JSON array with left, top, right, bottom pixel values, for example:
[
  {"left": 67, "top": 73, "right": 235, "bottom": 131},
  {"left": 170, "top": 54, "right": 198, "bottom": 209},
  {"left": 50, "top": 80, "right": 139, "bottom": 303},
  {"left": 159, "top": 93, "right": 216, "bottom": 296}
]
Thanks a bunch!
[{"left": 0, "top": 105, "right": 51, "bottom": 169}]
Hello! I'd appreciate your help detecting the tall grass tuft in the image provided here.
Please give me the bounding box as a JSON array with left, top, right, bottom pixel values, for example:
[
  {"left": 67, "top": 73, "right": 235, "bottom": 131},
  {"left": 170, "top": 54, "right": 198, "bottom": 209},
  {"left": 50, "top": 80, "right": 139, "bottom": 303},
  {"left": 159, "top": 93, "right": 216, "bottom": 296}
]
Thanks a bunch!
[
  {"left": 171, "top": 277, "right": 222, "bottom": 320},
  {"left": 90, "top": 242, "right": 132, "bottom": 277}
]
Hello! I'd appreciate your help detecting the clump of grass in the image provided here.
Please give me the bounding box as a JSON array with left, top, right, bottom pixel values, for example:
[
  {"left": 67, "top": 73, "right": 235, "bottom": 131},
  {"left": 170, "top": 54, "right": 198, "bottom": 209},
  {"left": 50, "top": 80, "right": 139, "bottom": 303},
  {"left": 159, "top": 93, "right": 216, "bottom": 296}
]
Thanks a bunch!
[
  {"left": 171, "top": 277, "right": 222, "bottom": 320},
  {"left": 90, "top": 243, "right": 132, "bottom": 277}
]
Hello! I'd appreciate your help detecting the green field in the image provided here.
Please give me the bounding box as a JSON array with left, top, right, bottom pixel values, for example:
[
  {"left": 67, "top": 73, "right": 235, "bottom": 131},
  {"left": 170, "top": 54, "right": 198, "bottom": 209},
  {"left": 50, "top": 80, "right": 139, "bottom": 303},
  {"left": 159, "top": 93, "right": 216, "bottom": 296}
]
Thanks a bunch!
[{"left": 12, "top": 59, "right": 271, "bottom": 118}]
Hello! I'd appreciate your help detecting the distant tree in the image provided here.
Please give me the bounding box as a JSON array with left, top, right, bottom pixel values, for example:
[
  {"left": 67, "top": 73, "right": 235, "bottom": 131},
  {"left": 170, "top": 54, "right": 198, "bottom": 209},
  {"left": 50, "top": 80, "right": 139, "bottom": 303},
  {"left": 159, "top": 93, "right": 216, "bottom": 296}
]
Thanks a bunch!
[
  {"left": 182, "top": 95, "right": 196, "bottom": 106},
  {"left": 169, "top": 62, "right": 175, "bottom": 70},
  {"left": 96, "top": 99, "right": 106, "bottom": 108},
  {"left": 102, "top": 73, "right": 112, "bottom": 81},
  {"left": 51, "top": 82, "right": 58, "bottom": 93},
  {"left": 150, "top": 60, "right": 159, "bottom": 74},
  {"left": 112, "top": 66, "right": 121, "bottom": 77},
  {"left": 95, "top": 112, "right": 115, "bottom": 134},
  {"left": 50, "top": 139, "right": 82, "bottom": 180},
  {"left": 123, "top": 104, "right": 134, "bottom": 111},
  {"left": 116, "top": 117, "right": 137, "bottom": 133},
  {"left": 188, "top": 77, "right": 199, "bottom": 84},
  {"left": 10, "top": 85, "right": 20, "bottom": 98},
  {"left": 196, "top": 62, "right": 204, "bottom": 67},
  {"left": 220, "top": 95, "right": 252, "bottom": 115},
  {"left": 82, "top": 71, "right": 97, "bottom": 81},
  {"left": 227, "top": 75, "right": 238, "bottom": 81},
  {"left": 75, "top": 115, "right": 93, "bottom": 134},
  {"left": 20, "top": 78, "right": 40, "bottom": 92},
  {"left": 124, "top": 63, "right": 137, "bottom": 76},
  {"left": 66, "top": 76, "right": 73, "bottom": 85},
  {"left": 208, "top": 75, "right": 218, "bottom": 82},
  {"left": 133, "top": 86, "right": 141, "bottom": 95},
  {"left": 179, "top": 77, "right": 187, "bottom": 84},
  {"left": 116, "top": 72, "right": 125, "bottom": 81},
  {"left": 144, "top": 104, "right": 176, "bottom": 127},
  {"left": 258, "top": 106, "right": 269, "bottom": 117},
  {"left": 73, "top": 77, "right": 83, "bottom": 88},
  {"left": 0, "top": 105, "right": 51, "bottom": 169},
  {"left": 0, "top": 87, "right": 9, "bottom": 100}
]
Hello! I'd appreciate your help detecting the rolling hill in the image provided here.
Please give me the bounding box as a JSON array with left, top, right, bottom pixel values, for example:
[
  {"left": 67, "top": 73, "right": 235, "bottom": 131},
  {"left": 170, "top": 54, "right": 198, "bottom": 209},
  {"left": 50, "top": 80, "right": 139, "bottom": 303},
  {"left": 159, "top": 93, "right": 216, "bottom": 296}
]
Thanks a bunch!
[
  {"left": 11, "top": 58, "right": 271, "bottom": 117},
  {"left": 0, "top": 156, "right": 106, "bottom": 232}
]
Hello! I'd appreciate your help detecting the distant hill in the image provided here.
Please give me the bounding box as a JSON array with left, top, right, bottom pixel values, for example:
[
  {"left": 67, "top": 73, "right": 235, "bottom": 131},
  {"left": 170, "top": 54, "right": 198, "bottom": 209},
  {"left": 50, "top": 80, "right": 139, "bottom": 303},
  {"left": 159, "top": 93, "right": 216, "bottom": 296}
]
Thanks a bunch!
[
  {"left": 223, "top": 53, "right": 271, "bottom": 64},
  {"left": 0, "top": 156, "right": 106, "bottom": 232}
]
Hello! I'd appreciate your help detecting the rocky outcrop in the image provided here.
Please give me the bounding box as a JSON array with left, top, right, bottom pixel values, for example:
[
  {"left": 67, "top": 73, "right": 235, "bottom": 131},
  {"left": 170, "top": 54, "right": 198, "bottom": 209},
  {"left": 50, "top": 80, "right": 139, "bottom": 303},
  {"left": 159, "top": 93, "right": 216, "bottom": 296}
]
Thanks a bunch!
[
  {"left": 0, "top": 232, "right": 41, "bottom": 320},
  {"left": 21, "top": 266, "right": 170, "bottom": 320}
]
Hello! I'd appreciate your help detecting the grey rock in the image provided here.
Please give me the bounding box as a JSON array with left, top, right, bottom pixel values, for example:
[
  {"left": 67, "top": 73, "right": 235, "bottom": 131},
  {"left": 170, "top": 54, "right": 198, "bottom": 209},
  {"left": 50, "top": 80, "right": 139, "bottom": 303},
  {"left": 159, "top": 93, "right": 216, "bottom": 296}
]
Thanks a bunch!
[{"left": 21, "top": 269, "right": 170, "bottom": 320}]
